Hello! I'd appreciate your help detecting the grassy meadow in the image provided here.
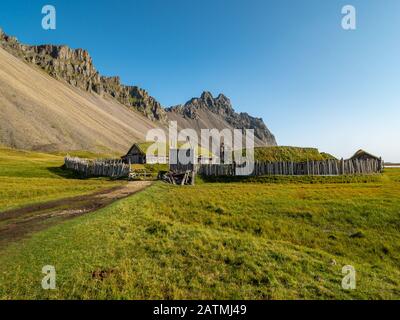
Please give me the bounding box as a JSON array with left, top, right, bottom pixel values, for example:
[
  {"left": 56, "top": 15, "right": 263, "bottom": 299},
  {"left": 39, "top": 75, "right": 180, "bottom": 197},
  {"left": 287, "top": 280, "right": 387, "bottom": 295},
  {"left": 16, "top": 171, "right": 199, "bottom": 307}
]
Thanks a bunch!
[
  {"left": 0, "top": 164, "right": 399, "bottom": 299},
  {"left": 0, "top": 147, "right": 123, "bottom": 211}
]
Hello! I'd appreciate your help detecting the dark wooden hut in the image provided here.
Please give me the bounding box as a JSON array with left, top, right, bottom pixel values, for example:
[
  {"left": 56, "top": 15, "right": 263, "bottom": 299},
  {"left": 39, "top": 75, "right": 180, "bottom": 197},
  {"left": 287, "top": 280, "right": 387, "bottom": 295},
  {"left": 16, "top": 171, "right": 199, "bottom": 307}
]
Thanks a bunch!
[
  {"left": 121, "top": 143, "right": 168, "bottom": 164},
  {"left": 350, "top": 149, "right": 381, "bottom": 161}
]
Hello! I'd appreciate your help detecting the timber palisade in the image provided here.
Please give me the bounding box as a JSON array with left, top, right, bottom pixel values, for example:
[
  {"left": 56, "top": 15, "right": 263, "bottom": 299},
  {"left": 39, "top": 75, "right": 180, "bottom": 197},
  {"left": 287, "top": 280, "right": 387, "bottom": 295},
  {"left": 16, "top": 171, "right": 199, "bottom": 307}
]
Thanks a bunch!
[
  {"left": 64, "top": 156, "right": 131, "bottom": 179},
  {"left": 171, "top": 158, "right": 383, "bottom": 177},
  {"left": 65, "top": 156, "right": 383, "bottom": 179}
]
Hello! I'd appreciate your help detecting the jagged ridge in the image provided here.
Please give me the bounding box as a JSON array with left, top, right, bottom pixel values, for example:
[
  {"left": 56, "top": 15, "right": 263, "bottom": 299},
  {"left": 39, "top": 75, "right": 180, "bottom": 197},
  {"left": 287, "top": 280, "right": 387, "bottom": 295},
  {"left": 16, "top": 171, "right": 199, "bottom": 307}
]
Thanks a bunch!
[
  {"left": 0, "top": 27, "right": 277, "bottom": 146},
  {"left": 0, "top": 28, "right": 166, "bottom": 122},
  {"left": 166, "top": 91, "right": 277, "bottom": 146}
]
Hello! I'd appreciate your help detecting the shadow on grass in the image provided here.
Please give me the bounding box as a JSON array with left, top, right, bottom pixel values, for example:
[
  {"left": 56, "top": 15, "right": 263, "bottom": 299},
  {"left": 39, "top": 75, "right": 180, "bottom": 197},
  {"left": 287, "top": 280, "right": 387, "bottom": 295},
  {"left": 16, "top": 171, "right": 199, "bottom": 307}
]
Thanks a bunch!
[
  {"left": 46, "top": 166, "right": 129, "bottom": 181},
  {"left": 46, "top": 165, "right": 86, "bottom": 179},
  {"left": 198, "top": 174, "right": 383, "bottom": 184}
]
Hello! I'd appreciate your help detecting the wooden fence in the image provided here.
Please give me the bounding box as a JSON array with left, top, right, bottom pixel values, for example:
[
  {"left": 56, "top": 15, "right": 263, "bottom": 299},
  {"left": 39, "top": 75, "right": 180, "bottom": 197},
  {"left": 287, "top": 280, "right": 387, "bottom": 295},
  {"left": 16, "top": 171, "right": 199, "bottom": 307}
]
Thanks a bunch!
[
  {"left": 170, "top": 158, "right": 383, "bottom": 177},
  {"left": 64, "top": 156, "right": 131, "bottom": 178}
]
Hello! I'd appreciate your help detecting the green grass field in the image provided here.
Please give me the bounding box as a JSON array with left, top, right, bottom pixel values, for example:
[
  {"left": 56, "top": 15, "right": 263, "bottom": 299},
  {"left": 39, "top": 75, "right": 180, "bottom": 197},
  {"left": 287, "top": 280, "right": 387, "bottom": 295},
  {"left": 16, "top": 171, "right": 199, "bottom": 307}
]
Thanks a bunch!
[
  {"left": 254, "top": 146, "right": 336, "bottom": 162},
  {"left": 0, "top": 161, "right": 399, "bottom": 299},
  {"left": 0, "top": 147, "right": 123, "bottom": 211}
]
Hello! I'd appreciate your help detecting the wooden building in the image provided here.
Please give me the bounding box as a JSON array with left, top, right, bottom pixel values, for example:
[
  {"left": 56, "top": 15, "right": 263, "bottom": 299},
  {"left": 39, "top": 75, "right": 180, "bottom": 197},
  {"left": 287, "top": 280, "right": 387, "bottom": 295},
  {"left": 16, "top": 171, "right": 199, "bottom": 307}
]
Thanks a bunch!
[
  {"left": 122, "top": 142, "right": 217, "bottom": 165},
  {"left": 121, "top": 143, "right": 168, "bottom": 164},
  {"left": 350, "top": 149, "right": 381, "bottom": 161}
]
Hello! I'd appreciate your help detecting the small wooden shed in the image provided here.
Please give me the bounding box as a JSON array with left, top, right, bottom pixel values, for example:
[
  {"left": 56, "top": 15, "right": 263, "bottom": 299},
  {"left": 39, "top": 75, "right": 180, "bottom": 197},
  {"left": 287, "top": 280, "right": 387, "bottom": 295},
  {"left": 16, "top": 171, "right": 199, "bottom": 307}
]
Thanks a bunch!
[
  {"left": 122, "top": 142, "right": 215, "bottom": 165},
  {"left": 121, "top": 143, "right": 168, "bottom": 164},
  {"left": 350, "top": 149, "right": 381, "bottom": 161}
]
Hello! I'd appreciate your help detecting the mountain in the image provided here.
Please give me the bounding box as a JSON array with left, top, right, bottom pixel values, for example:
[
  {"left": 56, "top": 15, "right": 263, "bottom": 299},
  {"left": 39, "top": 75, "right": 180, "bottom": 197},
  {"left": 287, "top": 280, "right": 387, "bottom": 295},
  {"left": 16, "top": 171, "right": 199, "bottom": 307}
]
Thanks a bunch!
[
  {"left": 0, "top": 39, "right": 158, "bottom": 153},
  {"left": 0, "top": 27, "right": 277, "bottom": 152},
  {"left": 0, "top": 28, "right": 166, "bottom": 123},
  {"left": 166, "top": 91, "right": 277, "bottom": 146}
]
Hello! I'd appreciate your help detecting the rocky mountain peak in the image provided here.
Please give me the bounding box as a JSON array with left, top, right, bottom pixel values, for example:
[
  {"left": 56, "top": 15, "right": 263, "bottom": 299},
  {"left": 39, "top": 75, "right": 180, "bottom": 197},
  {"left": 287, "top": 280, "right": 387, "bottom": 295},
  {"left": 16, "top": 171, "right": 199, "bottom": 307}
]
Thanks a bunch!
[
  {"left": 200, "top": 91, "right": 214, "bottom": 104},
  {"left": 0, "top": 28, "right": 167, "bottom": 123},
  {"left": 0, "top": 27, "right": 277, "bottom": 146},
  {"left": 166, "top": 92, "right": 277, "bottom": 146},
  {"left": 215, "top": 93, "right": 230, "bottom": 104},
  {"left": 199, "top": 91, "right": 233, "bottom": 114},
  {"left": 170, "top": 91, "right": 235, "bottom": 120}
]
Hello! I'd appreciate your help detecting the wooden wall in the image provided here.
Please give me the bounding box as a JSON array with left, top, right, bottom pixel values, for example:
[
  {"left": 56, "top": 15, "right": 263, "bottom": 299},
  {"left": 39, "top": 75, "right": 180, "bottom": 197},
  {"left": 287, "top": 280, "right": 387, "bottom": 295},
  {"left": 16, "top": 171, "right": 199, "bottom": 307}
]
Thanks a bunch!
[
  {"left": 171, "top": 158, "right": 383, "bottom": 177},
  {"left": 64, "top": 157, "right": 130, "bottom": 178}
]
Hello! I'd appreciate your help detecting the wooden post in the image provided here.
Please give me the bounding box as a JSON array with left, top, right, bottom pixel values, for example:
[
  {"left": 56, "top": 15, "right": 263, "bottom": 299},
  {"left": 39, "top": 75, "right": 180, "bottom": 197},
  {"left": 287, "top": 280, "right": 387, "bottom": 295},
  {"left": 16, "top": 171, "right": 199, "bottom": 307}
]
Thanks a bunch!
[{"left": 191, "top": 169, "right": 196, "bottom": 185}]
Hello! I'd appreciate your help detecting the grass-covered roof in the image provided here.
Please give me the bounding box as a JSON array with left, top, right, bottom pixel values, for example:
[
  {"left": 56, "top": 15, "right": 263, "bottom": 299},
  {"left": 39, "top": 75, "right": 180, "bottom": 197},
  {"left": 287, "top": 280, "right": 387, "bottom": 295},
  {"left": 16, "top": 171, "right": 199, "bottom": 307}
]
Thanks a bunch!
[
  {"left": 253, "top": 146, "right": 336, "bottom": 162},
  {"left": 134, "top": 142, "right": 213, "bottom": 157}
]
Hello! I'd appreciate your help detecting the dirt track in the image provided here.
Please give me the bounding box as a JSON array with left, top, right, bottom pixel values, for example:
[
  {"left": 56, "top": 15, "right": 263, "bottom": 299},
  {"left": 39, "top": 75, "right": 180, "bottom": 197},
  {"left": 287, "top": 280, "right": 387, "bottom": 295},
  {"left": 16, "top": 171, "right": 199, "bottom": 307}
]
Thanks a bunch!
[{"left": 0, "top": 181, "right": 152, "bottom": 248}]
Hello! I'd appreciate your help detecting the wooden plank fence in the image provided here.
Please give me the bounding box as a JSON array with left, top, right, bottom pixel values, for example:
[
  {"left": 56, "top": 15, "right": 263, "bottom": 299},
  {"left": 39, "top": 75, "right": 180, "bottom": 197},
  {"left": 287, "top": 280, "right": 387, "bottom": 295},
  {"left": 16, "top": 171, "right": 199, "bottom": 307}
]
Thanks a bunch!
[
  {"left": 170, "top": 158, "right": 383, "bottom": 177},
  {"left": 64, "top": 156, "right": 131, "bottom": 178}
]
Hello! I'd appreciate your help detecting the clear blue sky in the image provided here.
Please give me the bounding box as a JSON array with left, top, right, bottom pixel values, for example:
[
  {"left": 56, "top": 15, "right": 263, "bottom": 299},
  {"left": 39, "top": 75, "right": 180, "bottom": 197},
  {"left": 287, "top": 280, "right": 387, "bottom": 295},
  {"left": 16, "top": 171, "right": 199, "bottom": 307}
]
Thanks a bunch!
[{"left": 1, "top": 0, "right": 399, "bottom": 161}]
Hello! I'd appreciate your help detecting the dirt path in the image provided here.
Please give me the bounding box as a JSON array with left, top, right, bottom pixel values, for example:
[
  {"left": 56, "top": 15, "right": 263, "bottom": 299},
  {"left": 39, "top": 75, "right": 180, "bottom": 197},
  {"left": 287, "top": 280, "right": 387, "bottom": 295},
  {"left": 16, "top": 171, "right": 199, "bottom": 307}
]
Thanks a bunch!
[{"left": 0, "top": 181, "right": 152, "bottom": 248}]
